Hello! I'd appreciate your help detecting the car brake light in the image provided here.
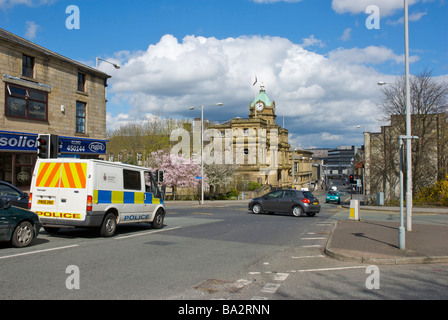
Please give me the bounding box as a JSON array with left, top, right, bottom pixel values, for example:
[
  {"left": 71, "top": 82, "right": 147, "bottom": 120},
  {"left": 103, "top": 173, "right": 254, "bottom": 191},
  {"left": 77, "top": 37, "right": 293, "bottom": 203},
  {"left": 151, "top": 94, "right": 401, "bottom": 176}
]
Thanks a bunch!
[
  {"left": 87, "top": 195, "right": 93, "bottom": 211},
  {"left": 301, "top": 198, "right": 311, "bottom": 204},
  {"left": 28, "top": 193, "right": 32, "bottom": 209}
]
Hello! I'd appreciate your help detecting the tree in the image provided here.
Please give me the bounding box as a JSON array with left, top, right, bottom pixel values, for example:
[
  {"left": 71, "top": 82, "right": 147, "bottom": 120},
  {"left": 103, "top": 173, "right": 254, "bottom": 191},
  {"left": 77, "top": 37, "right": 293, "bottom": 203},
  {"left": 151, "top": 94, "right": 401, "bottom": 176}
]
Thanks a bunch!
[
  {"left": 376, "top": 68, "right": 448, "bottom": 195},
  {"left": 146, "top": 149, "right": 203, "bottom": 191},
  {"left": 203, "top": 151, "right": 239, "bottom": 195},
  {"left": 107, "top": 118, "right": 191, "bottom": 165}
]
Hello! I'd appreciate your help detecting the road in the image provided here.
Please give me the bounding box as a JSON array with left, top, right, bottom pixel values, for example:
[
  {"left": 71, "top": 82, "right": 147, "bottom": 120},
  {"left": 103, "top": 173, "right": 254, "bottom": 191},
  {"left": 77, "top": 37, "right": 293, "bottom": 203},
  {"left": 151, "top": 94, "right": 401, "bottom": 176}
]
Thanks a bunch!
[{"left": 0, "top": 193, "right": 447, "bottom": 301}]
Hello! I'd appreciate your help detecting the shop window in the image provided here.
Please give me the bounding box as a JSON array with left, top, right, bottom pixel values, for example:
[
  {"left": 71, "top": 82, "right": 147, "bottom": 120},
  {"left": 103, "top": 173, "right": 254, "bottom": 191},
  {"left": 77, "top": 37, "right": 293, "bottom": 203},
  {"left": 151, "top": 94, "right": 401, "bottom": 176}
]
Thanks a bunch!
[
  {"left": 5, "top": 84, "right": 47, "bottom": 121},
  {"left": 76, "top": 101, "right": 86, "bottom": 133}
]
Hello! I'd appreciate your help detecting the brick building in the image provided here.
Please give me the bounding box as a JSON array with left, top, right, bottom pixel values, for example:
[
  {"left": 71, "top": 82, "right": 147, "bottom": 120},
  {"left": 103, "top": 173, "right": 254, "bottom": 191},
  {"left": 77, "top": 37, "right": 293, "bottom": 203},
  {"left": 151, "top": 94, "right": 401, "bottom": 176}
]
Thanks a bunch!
[{"left": 0, "top": 28, "right": 110, "bottom": 189}]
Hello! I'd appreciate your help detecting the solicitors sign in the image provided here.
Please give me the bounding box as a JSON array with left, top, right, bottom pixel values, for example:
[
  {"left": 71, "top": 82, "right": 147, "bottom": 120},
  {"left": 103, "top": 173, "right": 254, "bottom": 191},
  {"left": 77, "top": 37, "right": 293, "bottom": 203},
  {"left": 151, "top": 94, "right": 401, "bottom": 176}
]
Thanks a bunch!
[{"left": 0, "top": 131, "right": 107, "bottom": 155}]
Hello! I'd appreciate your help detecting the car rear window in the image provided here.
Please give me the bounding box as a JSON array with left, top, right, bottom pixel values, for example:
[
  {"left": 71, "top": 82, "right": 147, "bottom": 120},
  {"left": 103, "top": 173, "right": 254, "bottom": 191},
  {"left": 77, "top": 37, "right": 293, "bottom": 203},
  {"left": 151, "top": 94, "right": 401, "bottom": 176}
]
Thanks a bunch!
[{"left": 303, "top": 191, "right": 315, "bottom": 198}]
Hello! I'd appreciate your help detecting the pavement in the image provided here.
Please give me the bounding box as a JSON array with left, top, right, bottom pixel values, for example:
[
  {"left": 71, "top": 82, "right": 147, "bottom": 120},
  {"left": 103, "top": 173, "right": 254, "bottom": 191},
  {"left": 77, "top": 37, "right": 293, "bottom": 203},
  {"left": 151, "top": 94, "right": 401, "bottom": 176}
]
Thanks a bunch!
[{"left": 164, "top": 196, "right": 448, "bottom": 265}]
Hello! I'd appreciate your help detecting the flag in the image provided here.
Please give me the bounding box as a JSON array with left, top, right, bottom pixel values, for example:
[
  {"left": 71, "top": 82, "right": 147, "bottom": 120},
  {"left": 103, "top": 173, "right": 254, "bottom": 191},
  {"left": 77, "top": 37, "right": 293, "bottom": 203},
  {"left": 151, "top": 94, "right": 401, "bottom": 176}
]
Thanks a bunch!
[{"left": 253, "top": 76, "right": 257, "bottom": 86}]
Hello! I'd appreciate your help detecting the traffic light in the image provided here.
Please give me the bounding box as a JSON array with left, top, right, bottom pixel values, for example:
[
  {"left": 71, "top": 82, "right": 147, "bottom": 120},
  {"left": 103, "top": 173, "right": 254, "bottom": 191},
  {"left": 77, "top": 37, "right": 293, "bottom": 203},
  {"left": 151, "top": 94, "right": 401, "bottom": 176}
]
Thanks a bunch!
[
  {"left": 349, "top": 175, "right": 355, "bottom": 184},
  {"left": 37, "top": 134, "right": 59, "bottom": 159},
  {"left": 157, "top": 170, "right": 164, "bottom": 183},
  {"left": 37, "top": 134, "right": 50, "bottom": 158},
  {"left": 49, "top": 134, "right": 59, "bottom": 158}
]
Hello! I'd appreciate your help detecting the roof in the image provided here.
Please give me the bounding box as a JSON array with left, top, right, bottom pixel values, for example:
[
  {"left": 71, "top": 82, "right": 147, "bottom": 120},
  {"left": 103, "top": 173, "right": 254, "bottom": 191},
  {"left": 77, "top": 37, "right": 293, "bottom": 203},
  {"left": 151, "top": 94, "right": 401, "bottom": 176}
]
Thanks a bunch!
[
  {"left": 251, "top": 83, "right": 273, "bottom": 107},
  {"left": 0, "top": 28, "right": 110, "bottom": 79}
]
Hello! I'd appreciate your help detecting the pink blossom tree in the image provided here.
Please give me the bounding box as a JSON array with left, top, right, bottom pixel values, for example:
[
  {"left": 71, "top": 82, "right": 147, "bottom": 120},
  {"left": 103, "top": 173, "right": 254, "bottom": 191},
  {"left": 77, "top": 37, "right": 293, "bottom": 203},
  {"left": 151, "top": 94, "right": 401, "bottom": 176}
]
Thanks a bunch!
[{"left": 146, "top": 150, "right": 204, "bottom": 191}]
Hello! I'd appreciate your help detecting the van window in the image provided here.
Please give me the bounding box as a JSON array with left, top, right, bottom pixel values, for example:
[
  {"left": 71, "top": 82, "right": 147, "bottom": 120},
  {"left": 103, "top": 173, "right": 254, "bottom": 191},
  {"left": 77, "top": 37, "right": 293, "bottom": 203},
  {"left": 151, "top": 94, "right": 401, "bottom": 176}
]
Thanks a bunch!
[{"left": 123, "top": 169, "right": 141, "bottom": 190}]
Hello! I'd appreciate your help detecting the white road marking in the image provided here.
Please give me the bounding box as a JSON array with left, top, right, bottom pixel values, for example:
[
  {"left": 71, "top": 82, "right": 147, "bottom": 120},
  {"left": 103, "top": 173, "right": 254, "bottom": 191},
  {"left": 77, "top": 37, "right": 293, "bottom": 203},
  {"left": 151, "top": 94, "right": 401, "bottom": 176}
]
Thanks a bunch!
[
  {"left": 292, "top": 255, "right": 325, "bottom": 259},
  {"left": 261, "top": 283, "right": 281, "bottom": 293},
  {"left": 0, "top": 245, "right": 79, "bottom": 260},
  {"left": 273, "top": 273, "right": 289, "bottom": 281},
  {"left": 297, "top": 266, "right": 366, "bottom": 273},
  {"left": 115, "top": 226, "right": 182, "bottom": 239}
]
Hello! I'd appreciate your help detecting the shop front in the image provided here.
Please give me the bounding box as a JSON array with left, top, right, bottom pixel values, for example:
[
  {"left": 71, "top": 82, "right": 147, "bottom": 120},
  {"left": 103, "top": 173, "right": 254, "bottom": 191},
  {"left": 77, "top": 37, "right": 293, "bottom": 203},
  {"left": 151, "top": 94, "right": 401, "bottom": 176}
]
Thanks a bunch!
[{"left": 0, "top": 130, "right": 107, "bottom": 191}]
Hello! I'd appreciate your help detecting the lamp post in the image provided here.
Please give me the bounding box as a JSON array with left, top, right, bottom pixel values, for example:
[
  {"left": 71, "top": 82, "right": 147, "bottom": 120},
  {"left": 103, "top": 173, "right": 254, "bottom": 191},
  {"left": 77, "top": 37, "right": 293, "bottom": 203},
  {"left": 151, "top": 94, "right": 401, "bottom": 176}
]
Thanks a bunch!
[
  {"left": 309, "top": 157, "right": 313, "bottom": 190},
  {"left": 291, "top": 148, "right": 298, "bottom": 189},
  {"left": 404, "top": 0, "right": 413, "bottom": 231},
  {"left": 189, "top": 103, "right": 223, "bottom": 204},
  {"left": 96, "top": 57, "right": 121, "bottom": 69}
]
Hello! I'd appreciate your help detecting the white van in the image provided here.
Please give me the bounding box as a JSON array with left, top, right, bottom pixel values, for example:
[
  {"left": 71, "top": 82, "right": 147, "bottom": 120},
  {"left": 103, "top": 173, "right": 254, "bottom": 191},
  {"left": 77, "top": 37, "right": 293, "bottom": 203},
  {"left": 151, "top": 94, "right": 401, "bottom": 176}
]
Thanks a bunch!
[{"left": 29, "top": 158, "right": 165, "bottom": 237}]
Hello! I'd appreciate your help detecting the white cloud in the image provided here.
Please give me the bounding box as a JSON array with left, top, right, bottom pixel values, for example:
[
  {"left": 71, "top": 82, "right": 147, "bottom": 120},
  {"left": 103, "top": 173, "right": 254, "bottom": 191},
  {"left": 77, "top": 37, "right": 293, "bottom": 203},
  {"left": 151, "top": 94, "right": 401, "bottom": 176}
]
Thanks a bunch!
[
  {"left": 251, "top": 0, "right": 303, "bottom": 3},
  {"left": 25, "top": 21, "right": 39, "bottom": 40},
  {"left": 332, "top": 0, "right": 420, "bottom": 16},
  {"left": 387, "top": 10, "right": 428, "bottom": 25},
  {"left": 328, "top": 46, "right": 420, "bottom": 65},
  {"left": 0, "top": 0, "right": 55, "bottom": 8},
  {"left": 104, "top": 34, "right": 427, "bottom": 147},
  {"left": 340, "top": 28, "right": 352, "bottom": 41},
  {"left": 301, "top": 35, "right": 325, "bottom": 48}
]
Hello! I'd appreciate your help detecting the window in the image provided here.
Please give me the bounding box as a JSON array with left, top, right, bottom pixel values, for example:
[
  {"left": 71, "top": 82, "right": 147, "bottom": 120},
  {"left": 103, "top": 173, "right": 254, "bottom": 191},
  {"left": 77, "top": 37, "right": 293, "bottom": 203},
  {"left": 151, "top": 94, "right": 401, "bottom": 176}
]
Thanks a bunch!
[
  {"left": 5, "top": 84, "right": 47, "bottom": 120},
  {"left": 284, "top": 190, "right": 296, "bottom": 198},
  {"left": 22, "top": 54, "right": 34, "bottom": 78},
  {"left": 123, "top": 169, "right": 141, "bottom": 190},
  {"left": 77, "top": 72, "right": 86, "bottom": 92},
  {"left": 76, "top": 101, "right": 86, "bottom": 133}
]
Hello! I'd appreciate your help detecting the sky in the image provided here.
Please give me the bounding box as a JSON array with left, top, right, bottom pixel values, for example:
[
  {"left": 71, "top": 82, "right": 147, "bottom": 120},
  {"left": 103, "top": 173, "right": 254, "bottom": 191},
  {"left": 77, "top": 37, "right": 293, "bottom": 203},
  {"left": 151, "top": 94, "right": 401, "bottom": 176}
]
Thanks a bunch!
[{"left": 1, "top": 0, "right": 447, "bottom": 149}]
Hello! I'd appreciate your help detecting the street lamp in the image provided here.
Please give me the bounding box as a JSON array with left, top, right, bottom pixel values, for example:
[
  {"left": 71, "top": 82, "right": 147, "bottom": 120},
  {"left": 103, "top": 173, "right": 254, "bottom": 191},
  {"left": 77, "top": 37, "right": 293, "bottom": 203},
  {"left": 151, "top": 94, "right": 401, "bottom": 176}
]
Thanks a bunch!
[
  {"left": 291, "top": 148, "right": 298, "bottom": 189},
  {"left": 378, "top": 0, "right": 414, "bottom": 233},
  {"left": 189, "top": 103, "right": 224, "bottom": 204},
  {"left": 309, "top": 157, "right": 313, "bottom": 190},
  {"left": 404, "top": 0, "right": 414, "bottom": 232},
  {"left": 96, "top": 57, "right": 121, "bottom": 69}
]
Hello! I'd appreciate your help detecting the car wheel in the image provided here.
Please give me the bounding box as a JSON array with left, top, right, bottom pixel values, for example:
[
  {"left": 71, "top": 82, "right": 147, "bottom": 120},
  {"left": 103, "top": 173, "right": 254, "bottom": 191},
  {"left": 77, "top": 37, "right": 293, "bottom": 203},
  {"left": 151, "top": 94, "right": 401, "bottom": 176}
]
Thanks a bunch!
[
  {"left": 252, "top": 203, "right": 262, "bottom": 214},
  {"left": 100, "top": 212, "right": 117, "bottom": 237},
  {"left": 11, "top": 221, "right": 34, "bottom": 248},
  {"left": 152, "top": 208, "right": 165, "bottom": 229},
  {"left": 292, "top": 206, "right": 303, "bottom": 217}
]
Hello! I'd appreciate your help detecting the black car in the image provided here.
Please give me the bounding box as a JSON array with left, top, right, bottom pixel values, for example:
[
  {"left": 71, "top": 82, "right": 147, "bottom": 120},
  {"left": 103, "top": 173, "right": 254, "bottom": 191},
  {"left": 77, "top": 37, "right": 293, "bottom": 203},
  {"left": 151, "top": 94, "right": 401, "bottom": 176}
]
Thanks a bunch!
[
  {"left": 0, "top": 198, "right": 41, "bottom": 247},
  {"left": 249, "top": 189, "right": 320, "bottom": 217},
  {"left": 0, "top": 181, "right": 30, "bottom": 209}
]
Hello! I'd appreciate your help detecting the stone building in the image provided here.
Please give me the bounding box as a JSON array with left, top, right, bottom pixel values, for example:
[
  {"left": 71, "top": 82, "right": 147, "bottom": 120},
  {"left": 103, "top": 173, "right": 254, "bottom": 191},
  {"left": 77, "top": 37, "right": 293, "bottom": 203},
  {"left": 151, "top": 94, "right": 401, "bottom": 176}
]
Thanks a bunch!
[
  {"left": 209, "top": 84, "right": 313, "bottom": 189},
  {"left": 0, "top": 28, "right": 110, "bottom": 189},
  {"left": 363, "top": 113, "right": 448, "bottom": 202}
]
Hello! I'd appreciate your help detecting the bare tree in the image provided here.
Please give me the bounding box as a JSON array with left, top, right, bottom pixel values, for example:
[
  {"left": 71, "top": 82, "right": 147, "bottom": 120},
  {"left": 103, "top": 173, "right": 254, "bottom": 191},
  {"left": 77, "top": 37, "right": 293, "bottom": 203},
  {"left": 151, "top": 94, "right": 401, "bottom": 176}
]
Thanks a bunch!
[{"left": 376, "top": 67, "right": 448, "bottom": 194}]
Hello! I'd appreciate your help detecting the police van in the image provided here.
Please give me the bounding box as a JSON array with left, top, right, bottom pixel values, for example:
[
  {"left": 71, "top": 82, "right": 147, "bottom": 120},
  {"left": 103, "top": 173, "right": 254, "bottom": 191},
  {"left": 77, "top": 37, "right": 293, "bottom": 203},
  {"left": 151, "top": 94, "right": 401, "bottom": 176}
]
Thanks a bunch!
[{"left": 29, "top": 158, "right": 165, "bottom": 237}]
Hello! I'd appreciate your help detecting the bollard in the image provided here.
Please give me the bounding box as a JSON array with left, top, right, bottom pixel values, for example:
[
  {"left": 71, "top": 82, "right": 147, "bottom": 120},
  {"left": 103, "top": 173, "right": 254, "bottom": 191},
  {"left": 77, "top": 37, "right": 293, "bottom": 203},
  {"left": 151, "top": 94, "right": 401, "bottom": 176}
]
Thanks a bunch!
[{"left": 349, "top": 199, "right": 360, "bottom": 221}]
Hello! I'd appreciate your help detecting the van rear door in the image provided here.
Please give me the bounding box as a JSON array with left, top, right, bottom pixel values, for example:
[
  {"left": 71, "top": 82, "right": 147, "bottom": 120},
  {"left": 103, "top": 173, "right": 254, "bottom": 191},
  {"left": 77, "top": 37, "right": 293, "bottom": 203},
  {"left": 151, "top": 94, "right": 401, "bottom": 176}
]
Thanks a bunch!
[{"left": 32, "top": 160, "right": 88, "bottom": 221}]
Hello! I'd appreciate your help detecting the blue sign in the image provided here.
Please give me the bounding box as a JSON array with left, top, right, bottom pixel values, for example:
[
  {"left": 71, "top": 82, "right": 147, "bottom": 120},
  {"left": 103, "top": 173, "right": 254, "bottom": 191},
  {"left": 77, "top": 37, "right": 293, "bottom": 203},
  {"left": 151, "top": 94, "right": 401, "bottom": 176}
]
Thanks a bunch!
[
  {"left": 59, "top": 137, "right": 107, "bottom": 155},
  {"left": 0, "top": 131, "right": 38, "bottom": 152},
  {"left": 0, "top": 131, "right": 107, "bottom": 155}
]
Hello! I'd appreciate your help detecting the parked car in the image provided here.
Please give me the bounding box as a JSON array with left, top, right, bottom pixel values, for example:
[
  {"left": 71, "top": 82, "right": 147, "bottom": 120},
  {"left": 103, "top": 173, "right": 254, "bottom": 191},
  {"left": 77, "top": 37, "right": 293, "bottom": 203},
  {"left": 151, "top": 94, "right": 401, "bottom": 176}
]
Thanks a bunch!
[
  {"left": 249, "top": 189, "right": 320, "bottom": 217},
  {"left": 0, "top": 198, "right": 41, "bottom": 247},
  {"left": 326, "top": 190, "right": 341, "bottom": 204},
  {"left": 0, "top": 181, "right": 29, "bottom": 209}
]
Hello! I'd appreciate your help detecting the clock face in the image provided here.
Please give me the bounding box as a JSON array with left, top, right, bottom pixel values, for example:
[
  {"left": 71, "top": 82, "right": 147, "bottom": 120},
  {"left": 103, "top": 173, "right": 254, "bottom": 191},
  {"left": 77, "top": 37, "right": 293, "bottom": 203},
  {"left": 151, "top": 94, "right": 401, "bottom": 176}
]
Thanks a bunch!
[{"left": 255, "top": 102, "right": 264, "bottom": 111}]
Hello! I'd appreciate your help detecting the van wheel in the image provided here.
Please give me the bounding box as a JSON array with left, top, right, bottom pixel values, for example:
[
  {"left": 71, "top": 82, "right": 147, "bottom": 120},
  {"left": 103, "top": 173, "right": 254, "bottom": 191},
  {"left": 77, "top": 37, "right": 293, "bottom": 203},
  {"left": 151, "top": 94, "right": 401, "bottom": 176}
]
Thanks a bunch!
[
  {"left": 100, "top": 212, "right": 117, "bottom": 237},
  {"left": 11, "top": 221, "right": 34, "bottom": 248},
  {"left": 152, "top": 209, "right": 165, "bottom": 229}
]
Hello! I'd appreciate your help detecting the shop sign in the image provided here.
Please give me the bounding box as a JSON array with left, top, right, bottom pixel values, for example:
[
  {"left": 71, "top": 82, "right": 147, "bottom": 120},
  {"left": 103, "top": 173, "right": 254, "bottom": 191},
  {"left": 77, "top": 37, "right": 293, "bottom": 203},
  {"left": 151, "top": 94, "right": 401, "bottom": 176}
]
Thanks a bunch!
[
  {"left": 59, "top": 137, "right": 107, "bottom": 154},
  {"left": 0, "top": 131, "right": 107, "bottom": 155},
  {"left": 0, "top": 131, "right": 38, "bottom": 152}
]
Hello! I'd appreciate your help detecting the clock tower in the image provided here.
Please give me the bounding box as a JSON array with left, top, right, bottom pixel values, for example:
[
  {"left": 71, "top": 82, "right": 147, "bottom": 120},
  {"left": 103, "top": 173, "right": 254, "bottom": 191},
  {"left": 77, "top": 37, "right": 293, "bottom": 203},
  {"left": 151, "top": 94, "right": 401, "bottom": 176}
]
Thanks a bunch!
[{"left": 249, "top": 83, "right": 276, "bottom": 125}]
